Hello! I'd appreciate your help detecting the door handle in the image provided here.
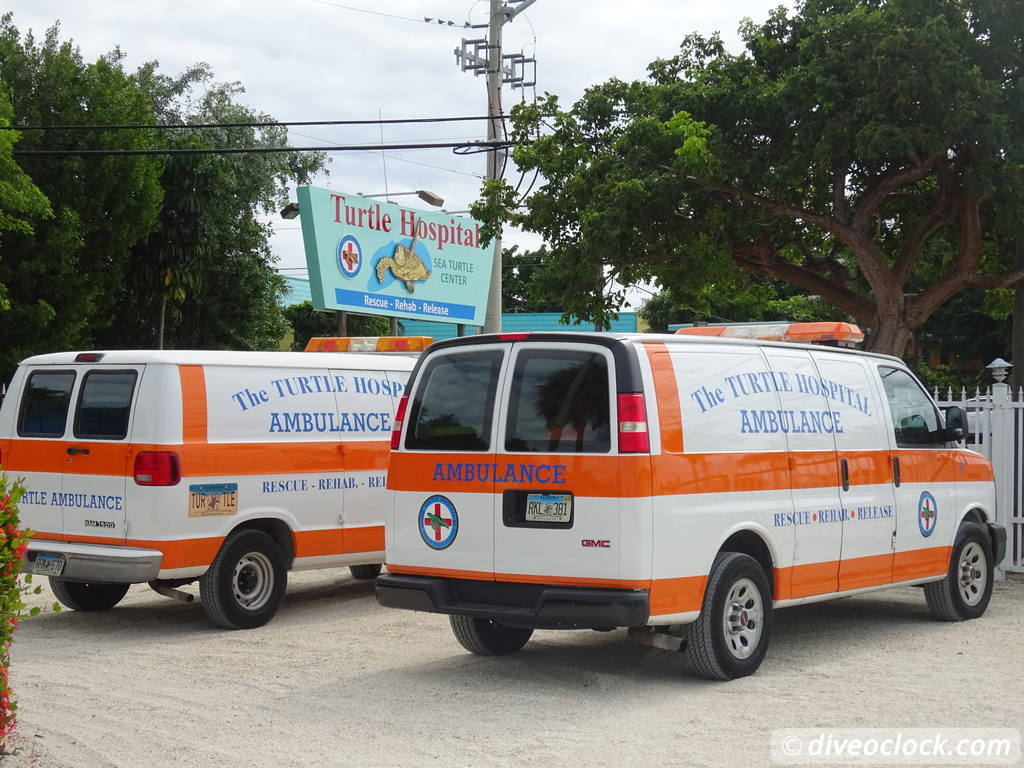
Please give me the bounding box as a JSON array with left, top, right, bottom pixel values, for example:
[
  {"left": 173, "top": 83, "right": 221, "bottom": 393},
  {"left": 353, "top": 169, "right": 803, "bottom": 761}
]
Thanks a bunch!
[
  {"left": 66, "top": 446, "right": 90, "bottom": 455},
  {"left": 840, "top": 458, "right": 850, "bottom": 492},
  {"left": 892, "top": 456, "right": 901, "bottom": 487}
]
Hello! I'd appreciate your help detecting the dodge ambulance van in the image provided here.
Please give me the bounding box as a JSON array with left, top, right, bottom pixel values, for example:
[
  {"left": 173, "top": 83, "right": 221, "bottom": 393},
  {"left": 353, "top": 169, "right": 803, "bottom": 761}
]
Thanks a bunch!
[
  {"left": 376, "top": 326, "right": 1006, "bottom": 679},
  {"left": 0, "top": 345, "right": 414, "bottom": 629}
]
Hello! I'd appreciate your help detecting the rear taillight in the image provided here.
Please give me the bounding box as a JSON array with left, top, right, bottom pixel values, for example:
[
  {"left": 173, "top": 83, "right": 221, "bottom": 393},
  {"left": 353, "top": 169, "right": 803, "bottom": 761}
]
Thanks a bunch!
[
  {"left": 134, "top": 451, "right": 181, "bottom": 486},
  {"left": 391, "top": 396, "right": 409, "bottom": 450},
  {"left": 499, "top": 332, "right": 530, "bottom": 341},
  {"left": 617, "top": 393, "right": 650, "bottom": 453}
]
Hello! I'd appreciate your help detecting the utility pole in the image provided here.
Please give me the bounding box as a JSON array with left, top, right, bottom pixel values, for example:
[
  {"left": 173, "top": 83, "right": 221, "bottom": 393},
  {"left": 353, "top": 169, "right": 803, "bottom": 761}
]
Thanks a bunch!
[
  {"left": 1014, "top": 227, "right": 1023, "bottom": 391},
  {"left": 457, "top": 0, "right": 538, "bottom": 334}
]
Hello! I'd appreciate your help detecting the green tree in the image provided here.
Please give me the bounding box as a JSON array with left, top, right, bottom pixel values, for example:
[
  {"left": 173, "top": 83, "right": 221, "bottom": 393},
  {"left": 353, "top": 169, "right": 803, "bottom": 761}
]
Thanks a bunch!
[
  {"left": 283, "top": 301, "right": 390, "bottom": 351},
  {"left": 475, "top": 0, "right": 1024, "bottom": 355},
  {"left": 0, "top": 84, "right": 51, "bottom": 310},
  {"left": 502, "top": 245, "right": 564, "bottom": 313},
  {"left": 0, "top": 16, "right": 164, "bottom": 374},
  {"left": 102, "top": 65, "right": 326, "bottom": 350}
]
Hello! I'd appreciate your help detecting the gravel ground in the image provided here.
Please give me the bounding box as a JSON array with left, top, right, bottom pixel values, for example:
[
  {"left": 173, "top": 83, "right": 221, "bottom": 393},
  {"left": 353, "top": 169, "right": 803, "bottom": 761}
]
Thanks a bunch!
[{"left": 2, "top": 573, "right": 1022, "bottom": 767}]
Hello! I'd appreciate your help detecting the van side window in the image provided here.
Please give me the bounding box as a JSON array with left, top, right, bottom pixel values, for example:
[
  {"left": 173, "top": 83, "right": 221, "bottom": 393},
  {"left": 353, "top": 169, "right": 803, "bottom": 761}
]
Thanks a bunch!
[
  {"left": 407, "top": 351, "right": 503, "bottom": 451},
  {"left": 74, "top": 371, "right": 138, "bottom": 440},
  {"left": 18, "top": 371, "right": 76, "bottom": 437},
  {"left": 505, "top": 350, "right": 610, "bottom": 453},
  {"left": 878, "top": 366, "right": 944, "bottom": 447}
]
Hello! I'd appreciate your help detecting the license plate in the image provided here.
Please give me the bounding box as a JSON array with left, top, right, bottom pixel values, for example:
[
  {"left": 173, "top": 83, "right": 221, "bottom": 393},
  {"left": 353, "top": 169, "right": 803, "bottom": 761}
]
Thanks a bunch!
[
  {"left": 525, "top": 493, "right": 572, "bottom": 523},
  {"left": 189, "top": 483, "right": 239, "bottom": 517},
  {"left": 32, "top": 552, "right": 66, "bottom": 577}
]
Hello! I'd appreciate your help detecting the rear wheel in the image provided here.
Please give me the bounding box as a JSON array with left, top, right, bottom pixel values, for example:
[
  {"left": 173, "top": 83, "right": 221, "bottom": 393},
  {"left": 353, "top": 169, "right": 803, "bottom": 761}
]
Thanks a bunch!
[
  {"left": 349, "top": 563, "right": 382, "bottom": 580},
  {"left": 200, "top": 530, "right": 287, "bottom": 629},
  {"left": 924, "top": 522, "right": 993, "bottom": 621},
  {"left": 450, "top": 615, "right": 533, "bottom": 656},
  {"left": 685, "top": 552, "right": 772, "bottom": 680},
  {"left": 49, "top": 578, "right": 130, "bottom": 611}
]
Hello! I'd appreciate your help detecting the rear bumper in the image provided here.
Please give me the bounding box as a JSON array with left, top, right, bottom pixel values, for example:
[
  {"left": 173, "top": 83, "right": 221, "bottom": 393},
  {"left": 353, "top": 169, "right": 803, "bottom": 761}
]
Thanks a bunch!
[
  {"left": 376, "top": 573, "right": 649, "bottom": 629},
  {"left": 23, "top": 540, "right": 163, "bottom": 584}
]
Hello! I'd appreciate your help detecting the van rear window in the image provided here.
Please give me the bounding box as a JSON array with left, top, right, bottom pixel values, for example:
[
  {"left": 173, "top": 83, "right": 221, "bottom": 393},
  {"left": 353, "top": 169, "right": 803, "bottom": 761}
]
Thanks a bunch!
[
  {"left": 74, "top": 371, "right": 138, "bottom": 440},
  {"left": 505, "top": 350, "right": 610, "bottom": 453},
  {"left": 407, "top": 351, "right": 503, "bottom": 451},
  {"left": 18, "top": 371, "right": 76, "bottom": 437}
]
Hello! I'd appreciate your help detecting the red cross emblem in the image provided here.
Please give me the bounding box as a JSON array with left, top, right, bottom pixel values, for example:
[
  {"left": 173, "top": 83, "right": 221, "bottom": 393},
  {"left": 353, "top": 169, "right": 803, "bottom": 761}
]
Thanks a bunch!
[
  {"left": 342, "top": 241, "right": 359, "bottom": 271},
  {"left": 423, "top": 503, "right": 452, "bottom": 541}
]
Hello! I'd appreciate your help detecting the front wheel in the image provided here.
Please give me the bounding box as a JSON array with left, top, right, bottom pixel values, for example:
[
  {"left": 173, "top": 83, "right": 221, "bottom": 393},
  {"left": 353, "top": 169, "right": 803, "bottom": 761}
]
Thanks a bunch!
[
  {"left": 49, "top": 578, "right": 130, "bottom": 611},
  {"left": 450, "top": 615, "right": 533, "bottom": 656},
  {"left": 685, "top": 552, "right": 772, "bottom": 680},
  {"left": 200, "top": 530, "right": 288, "bottom": 629},
  {"left": 924, "top": 522, "right": 993, "bottom": 621}
]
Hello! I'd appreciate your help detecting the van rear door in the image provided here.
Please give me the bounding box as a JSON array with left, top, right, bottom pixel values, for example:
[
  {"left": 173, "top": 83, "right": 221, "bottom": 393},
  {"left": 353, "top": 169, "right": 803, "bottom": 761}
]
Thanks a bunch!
[
  {"left": 492, "top": 342, "right": 618, "bottom": 583},
  {"left": 61, "top": 367, "right": 144, "bottom": 542},
  {"left": 4, "top": 366, "right": 77, "bottom": 537},
  {"left": 387, "top": 345, "right": 506, "bottom": 578}
]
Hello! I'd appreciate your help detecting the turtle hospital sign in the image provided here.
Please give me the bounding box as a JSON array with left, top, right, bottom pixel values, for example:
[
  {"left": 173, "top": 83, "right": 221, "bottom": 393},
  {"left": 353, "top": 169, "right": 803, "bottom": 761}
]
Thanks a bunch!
[{"left": 296, "top": 185, "right": 494, "bottom": 325}]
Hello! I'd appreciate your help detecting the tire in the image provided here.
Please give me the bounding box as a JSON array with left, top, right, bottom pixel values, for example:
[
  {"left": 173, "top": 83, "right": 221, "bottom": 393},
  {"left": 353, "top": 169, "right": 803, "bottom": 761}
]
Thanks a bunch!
[
  {"left": 450, "top": 614, "right": 533, "bottom": 656},
  {"left": 349, "top": 563, "right": 382, "bottom": 580},
  {"left": 924, "top": 522, "right": 993, "bottom": 621},
  {"left": 200, "top": 530, "right": 288, "bottom": 630},
  {"left": 685, "top": 552, "right": 772, "bottom": 680},
  {"left": 49, "top": 578, "right": 130, "bottom": 611}
]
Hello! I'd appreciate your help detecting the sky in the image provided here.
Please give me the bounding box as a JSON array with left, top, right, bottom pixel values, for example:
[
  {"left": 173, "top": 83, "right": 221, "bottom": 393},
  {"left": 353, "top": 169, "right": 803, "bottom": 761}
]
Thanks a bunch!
[{"left": 4, "top": 0, "right": 790, "bottom": 307}]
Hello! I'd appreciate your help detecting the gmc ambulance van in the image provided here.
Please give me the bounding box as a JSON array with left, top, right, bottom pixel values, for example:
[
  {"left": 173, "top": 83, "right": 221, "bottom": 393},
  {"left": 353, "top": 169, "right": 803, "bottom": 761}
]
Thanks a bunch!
[
  {"left": 376, "top": 326, "right": 1006, "bottom": 679},
  {"left": 0, "top": 346, "right": 414, "bottom": 629}
]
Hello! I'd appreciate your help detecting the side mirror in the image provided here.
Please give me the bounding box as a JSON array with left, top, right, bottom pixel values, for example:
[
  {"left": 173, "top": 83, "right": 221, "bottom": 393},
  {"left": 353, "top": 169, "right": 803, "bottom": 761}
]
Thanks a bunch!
[{"left": 943, "top": 405, "right": 966, "bottom": 442}]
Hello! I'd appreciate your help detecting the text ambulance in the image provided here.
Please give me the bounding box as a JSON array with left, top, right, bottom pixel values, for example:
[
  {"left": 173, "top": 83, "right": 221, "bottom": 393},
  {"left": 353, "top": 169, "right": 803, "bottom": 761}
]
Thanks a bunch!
[
  {"left": 376, "top": 326, "right": 1005, "bottom": 679},
  {"left": 0, "top": 344, "right": 415, "bottom": 629}
]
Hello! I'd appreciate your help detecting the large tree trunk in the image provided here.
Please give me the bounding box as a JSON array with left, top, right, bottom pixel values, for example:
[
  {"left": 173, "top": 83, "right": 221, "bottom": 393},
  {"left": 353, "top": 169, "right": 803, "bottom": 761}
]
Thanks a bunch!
[{"left": 865, "top": 318, "right": 911, "bottom": 357}]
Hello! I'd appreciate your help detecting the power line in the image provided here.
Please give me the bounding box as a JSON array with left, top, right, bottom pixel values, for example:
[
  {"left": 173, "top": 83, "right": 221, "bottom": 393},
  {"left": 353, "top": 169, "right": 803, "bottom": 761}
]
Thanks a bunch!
[
  {"left": 0, "top": 115, "right": 505, "bottom": 132},
  {"left": 311, "top": 0, "right": 476, "bottom": 28},
  {"left": 13, "top": 140, "right": 515, "bottom": 157}
]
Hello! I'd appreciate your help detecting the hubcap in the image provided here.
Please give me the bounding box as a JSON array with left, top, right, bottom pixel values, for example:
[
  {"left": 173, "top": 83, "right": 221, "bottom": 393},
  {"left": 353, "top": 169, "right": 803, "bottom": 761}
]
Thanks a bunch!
[
  {"left": 232, "top": 551, "right": 274, "bottom": 611},
  {"left": 721, "top": 577, "right": 763, "bottom": 660},
  {"left": 957, "top": 541, "right": 987, "bottom": 607}
]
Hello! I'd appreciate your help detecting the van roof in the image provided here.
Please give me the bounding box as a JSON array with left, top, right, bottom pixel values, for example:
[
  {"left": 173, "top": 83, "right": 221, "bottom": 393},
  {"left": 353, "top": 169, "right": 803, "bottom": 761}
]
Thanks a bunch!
[
  {"left": 426, "top": 332, "right": 904, "bottom": 364},
  {"left": 20, "top": 350, "right": 417, "bottom": 370}
]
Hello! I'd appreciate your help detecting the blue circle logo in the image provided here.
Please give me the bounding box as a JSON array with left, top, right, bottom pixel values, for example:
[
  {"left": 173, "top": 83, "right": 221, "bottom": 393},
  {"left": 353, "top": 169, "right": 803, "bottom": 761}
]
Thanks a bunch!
[
  {"left": 419, "top": 495, "right": 459, "bottom": 550},
  {"left": 336, "top": 234, "right": 363, "bottom": 279},
  {"left": 918, "top": 491, "right": 938, "bottom": 537}
]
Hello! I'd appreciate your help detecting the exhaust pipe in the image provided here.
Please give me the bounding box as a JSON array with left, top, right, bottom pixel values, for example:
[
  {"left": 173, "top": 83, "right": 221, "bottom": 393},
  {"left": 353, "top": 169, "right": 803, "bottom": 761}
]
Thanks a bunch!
[{"left": 148, "top": 581, "right": 195, "bottom": 603}]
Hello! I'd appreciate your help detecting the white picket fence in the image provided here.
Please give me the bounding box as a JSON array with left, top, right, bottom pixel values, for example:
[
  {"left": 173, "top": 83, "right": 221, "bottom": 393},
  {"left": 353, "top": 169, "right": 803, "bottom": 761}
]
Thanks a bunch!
[{"left": 934, "top": 382, "right": 1024, "bottom": 574}]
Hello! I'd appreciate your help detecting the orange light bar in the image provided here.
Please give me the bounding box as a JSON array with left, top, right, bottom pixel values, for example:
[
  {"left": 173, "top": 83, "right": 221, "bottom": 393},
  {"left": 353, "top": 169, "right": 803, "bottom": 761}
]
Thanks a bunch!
[
  {"left": 304, "top": 336, "right": 434, "bottom": 353},
  {"left": 675, "top": 322, "right": 864, "bottom": 345}
]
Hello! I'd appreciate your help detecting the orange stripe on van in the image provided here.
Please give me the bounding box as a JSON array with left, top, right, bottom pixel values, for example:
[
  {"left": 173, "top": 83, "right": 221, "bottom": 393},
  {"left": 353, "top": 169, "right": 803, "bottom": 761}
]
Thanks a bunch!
[
  {"left": 3, "top": 439, "right": 390, "bottom": 477},
  {"left": 34, "top": 525, "right": 386, "bottom": 570},
  {"left": 178, "top": 365, "right": 208, "bottom": 443},
  {"left": 956, "top": 452, "right": 994, "bottom": 482},
  {"left": 344, "top": 525, "right": 386, "bottom": 553},
  {"left": 391, "top": 545, "right": 952, "bottom": 616},
  {"left": 390, "top": 449, "right": 928, "bottom": 497},
  {"left": 34, "top": 531, "right": 224, "bottom": 571},
  {"left": 643, "top": 343, "right": 683, "bottom": 453},
  {"left": 648, "top": 575, "right": 706, "bottom": 615},
  {"left": 386, "top": 563, "right": 650, "bottom": 590},
  {"left": 893, "top": 546, "right": 951, "bottom": 582}
]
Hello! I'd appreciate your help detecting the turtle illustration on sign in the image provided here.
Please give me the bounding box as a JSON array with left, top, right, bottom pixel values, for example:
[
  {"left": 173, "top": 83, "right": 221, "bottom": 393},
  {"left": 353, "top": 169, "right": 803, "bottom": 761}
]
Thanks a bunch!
[{"left": 375, "top": 236, "right": 431, "bottom": 293}]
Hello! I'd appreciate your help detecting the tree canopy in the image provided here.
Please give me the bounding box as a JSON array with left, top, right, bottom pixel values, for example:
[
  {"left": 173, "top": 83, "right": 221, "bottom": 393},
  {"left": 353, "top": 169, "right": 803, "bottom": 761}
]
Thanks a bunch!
[
  {"left": 0, "top": 15, "right": 325, "bottom": 374},
  {"left": 475, "top": 0, "right": 1024, "bottom": 355}
]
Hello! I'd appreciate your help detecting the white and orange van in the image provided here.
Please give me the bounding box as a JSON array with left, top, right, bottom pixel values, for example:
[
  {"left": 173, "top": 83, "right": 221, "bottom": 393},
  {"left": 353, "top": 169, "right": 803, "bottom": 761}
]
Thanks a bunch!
[
  {"left": 0, "top": 344, "right": 416, "bottom": 629},
  {"left": 376, "top": 325, "right": 1006, "bottom": 679}
]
